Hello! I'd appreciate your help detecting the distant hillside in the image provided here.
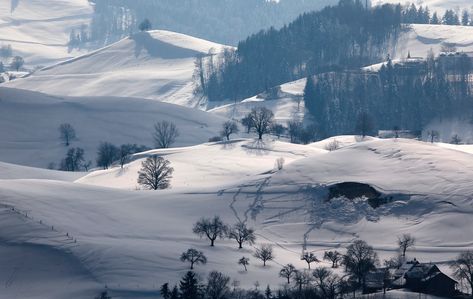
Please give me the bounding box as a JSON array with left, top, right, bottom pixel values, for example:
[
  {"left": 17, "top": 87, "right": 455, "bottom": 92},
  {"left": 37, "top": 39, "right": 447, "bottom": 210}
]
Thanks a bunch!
[
  {"left": 0, "top": 87, "right": 226, "bottom": 168},
  {"left": 5, "top": 30, "right": 228, "bottom": 108}
]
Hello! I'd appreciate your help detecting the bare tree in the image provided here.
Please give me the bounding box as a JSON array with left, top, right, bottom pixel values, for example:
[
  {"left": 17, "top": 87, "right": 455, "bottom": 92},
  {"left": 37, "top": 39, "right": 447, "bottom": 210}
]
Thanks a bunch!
[
  {"left": 398, "top": 234, "right": 415, "bottom": 257},
  {"left": 254, "top": 244, "right": 274, "bottom": 266},
  {"left": 249, "top": 107, "right": 274, "bottom": 140},
  {"left": 324, "top": 250, "right": 342, "bottom": 268},
  {"left": 96, "top": 142, "right": 119, "bottom": 169},
  {"left": 312, "top": 267, "right": 339, "bottom": 299},
  {"left": 153, "top": 121, "right": 179, "bottom": 148},
  {"left": 206, "top": 271, "right": 230, "bottom": 299},
  {"left": 228, "top": 222, "right": 256, "bottom": 249},
  {"left": 220, "top": 121, "right": 239, "bottom": 141},
  {"left": 137, "top": 155, "right": 174, "bottom": 190},
  {"left": 238, "top": 257, "right": 250, "bottom": 271},
  {"left": 293, "top": 270, "right": 311, "bottom": 294},
  {"left": 11, "top": 56, "right": 24, "bottom": 71},
  {"left": 275, "top": 157, "right": 285, "bottom": 171},
  {"left": 60, "top": 147, "right": 85, "bottom": 171},
  {"left": 271, "top": 123, "right": 285, "bottom": 139},
  {"left": 118, "top": 144, "right": 133, "bottom": 168},
  {"left": 58, "top": 123, "right": 76, "bottom": 146},
  {"left": 301, "top": 252, "right": 319, "bottom": 269},
  {"left": 451, "top": 251, "right": 473, "bottom": 296},
  {"left": 279, "top": 264, "right": 296, "bottom": 284},
  {"left": 180, "top": 248, "right": 207, "bottom": 270},
  {"left": 193, "top": 216, "right": 228, "bottom": 246},
  {"left": 342, "top": 240, "right": 378, "bottom": 288},
  {"left": 241, "top": 115, "right": 254, "bottom": 134}
]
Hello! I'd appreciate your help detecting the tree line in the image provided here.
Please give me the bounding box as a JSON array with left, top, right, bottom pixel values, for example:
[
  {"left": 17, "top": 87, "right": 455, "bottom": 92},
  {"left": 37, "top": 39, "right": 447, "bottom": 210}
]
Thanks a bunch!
[
  {"left": 303, "top": 52, "right": 473, "bottom": 137},
  {"left": 400, "top": 3, "right": 473, "bottom": 26},
  {"left": 198, "top": 0, "right": 402, "bottom": 102}
]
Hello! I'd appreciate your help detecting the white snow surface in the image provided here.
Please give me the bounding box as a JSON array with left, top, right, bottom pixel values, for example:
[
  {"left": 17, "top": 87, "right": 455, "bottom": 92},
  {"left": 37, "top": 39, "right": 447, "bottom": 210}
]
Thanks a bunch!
[
  {"left": 0, "top": 87, "right": 227, "bottom": 168},
  {"left": 0, "top": 0, "right": 93, "bottom": 67},
  {"left": 5, "top": 30, "right": 229, "bottom": 108},
  {"left": 1, "top": 137, "right": 473, "bottom": 298}
]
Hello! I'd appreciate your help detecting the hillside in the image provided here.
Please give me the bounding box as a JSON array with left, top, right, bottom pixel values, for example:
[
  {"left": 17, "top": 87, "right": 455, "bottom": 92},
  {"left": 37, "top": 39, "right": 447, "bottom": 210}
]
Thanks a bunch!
[
  {"left": 5, "top": 30, "right": 228, "bottom": 107},
  {"left": 0, "top": 0, "right": 93, "bottom": 67},
  {"left": 1, "top": 137, "right": 472, "bottom": 298},
  {"left": 0, "top": 87, "right": 227, "bottom": 168},
  {"left": 374, "top": 0, "right": 473, "bottom": 14}
]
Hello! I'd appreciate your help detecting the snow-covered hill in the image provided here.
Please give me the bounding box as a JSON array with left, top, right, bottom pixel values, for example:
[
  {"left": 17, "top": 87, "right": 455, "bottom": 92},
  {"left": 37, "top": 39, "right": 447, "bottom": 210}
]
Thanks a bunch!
[
  {"left": 0, "top": 87, "right": 227, "bottom": 168},
  {"left": 1, "top": 137, "right": 472, "bottom": 298},
  {"left": 0, "top": 0, "right": 93, "bottom": 67},
  {"left": 5, "top": 30, "right": 228, "bottom": 107}
]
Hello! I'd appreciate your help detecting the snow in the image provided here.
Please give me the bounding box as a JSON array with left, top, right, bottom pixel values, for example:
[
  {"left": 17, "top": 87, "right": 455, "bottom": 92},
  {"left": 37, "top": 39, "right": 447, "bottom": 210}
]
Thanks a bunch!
[
  {"left": 5, "top": 30, "right": 229, "bottom": 108},
  {"left": 1, "top": 137, "right": 473, "bottom": 298},
  {"left": 374, "top": 0, "right": 473, "bottom": 14},
  {"left": 0, "top": 87, "right": 227, "bottom": 168},
  {"left": 0, "top": 0, "right": 93, "bottom": 67},
  {"left": 209, "top": 78, "right": 308, "bottom": 123}
]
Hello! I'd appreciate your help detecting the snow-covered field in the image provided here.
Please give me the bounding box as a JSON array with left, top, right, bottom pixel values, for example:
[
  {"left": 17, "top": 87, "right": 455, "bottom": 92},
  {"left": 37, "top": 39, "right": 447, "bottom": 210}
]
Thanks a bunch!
[
  {"left": 5, "top": 30, "right": 229, "bottom": 108},
  {"left": 0, "top": 87, "right": 226, "bottom": 168},
  {"left": 0, "top": 0, "right": 93, "bottom": 67},
  {"left": 1, "top": 136, "right": 472, "bottom": 298}
]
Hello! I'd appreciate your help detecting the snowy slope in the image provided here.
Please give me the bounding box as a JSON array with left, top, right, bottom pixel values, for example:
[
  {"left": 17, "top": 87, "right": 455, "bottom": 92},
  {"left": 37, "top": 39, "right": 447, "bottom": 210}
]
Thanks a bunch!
[
  {"left": 1, "top": 137, "right": 472, "bottom": 298},
  {"left": 0, "top": 0, "right": 93, "bottom": 67},
  {"left": 5, "top": 30, "right": 229, "bottom": 107},
  {"left": 0, "top": 87, "right": 227, "bottom": 168},
  {"left": 209, "top": 78, "right": 308, "bottom": 123}
]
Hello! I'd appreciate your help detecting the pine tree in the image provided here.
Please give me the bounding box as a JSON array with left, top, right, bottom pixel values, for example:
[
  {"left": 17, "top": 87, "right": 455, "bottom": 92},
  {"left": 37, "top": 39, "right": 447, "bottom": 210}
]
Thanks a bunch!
[{"left": 179, "top": 271, "right": 201, "bottom": 299}]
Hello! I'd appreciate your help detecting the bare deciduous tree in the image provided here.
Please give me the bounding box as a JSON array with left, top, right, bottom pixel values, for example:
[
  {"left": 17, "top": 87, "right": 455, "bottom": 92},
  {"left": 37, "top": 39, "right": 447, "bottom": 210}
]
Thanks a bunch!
[
  {"left": 59, "top": 123, "right": 76, "bottom": 146},
  {"left": 427, "top": 130, "right": 439, "bottom": 143},
  {"left": 241, "top": 115, "right": 254, "bottom": 134},
  {"left": 342, "top": 240, "right": 378, "bottom": 287},
  {"left": 312, "top": 267, "right": 339, "bottom": 299},
  {"left": 355, "top": 112, "right": 374, "bottom": 138},
  {"left": 153, "top": 121, "right": 179, "bottom": 149},
  {"left": 271, "top": 123, "right": 285, "bottom": 139},
  {"left": 301, "top": 252, "right": 319, "bottom": 269},
  {"left": 96, "top": 142, "right": 119, "bottom": 169},
  {"left": 287, "top": 120, "right": 303, "bottom": 144},
  {"left": 249, "top": 107, "right": 274, "bottom": 140},
  {"left": 238, "top": 257, "right": 250, "bottom": 271},
  {"left": 275, "top": 157, "right": 285, "bottom": 171},
  {"left": 193, "top": 216, "right": 228, "bottom": 246},
  {"left": 11, "top": 56, "right": 24, "bottom": 71},
  {"left": 220, "top": 121, "right": 239, "bottom": 141},
  {"left": 279, "top": 264, "right": 296, "bottom": 284},
  {"left": 206, "top": 271, "right": 230, "bottom": 299},
  {"left": 180, "top": 248, "right": 207, "bottom": 270},
  {"left": 137, "top": 155, "right": 174, "bottom": 190},
  {"left": 398, "top": 234, "right": 415, "bottom": 257},
  {"left": 324, "top": 250, "right": 342, "bottom": 268},
  {"left": 254, "top": 244, "right": 274, "bottom": 266},
  {"left": 228, "top": 222, "right": 256, "bottom": 249},
  {"left": 325, "top": 139, "right": 340, "bottom": 152},
  {"left": 451, "top": 251, "right": 473, "bottom": 296}
]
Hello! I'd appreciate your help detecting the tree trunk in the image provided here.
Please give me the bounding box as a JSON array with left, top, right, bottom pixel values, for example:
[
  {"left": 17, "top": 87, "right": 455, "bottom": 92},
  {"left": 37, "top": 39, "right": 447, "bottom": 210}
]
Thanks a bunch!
[{"left": 210, "top": 239, "right": 214, "bottom": 246}]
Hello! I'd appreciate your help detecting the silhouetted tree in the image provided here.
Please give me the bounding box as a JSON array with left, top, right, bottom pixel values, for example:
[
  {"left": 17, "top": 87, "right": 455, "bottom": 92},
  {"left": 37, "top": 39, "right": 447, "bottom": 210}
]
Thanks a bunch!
[
  {"left": 241, "top": 115, "right": 254, "bottom": 134},
  {"left": 161, "top": 283, "right": 171, "bottom": 299},
  {"left": 193, "top": 216, "right": 228, "bottom": 246},
  {"left": 206, "top": 271, "right": 230, "bottom": 299},
  {"left": 271, "top": 123, "right": 285, "bottom": 139},
  {"left": 59, "top": 123, "right": 76, "bottom": 146},
  {"left": 96, "top": 142, "right": 119, "bottom": 169},
  {"left": 279, "top": 264, "right": 296, "bottom": 284},
  {"left": 324, "top": 250, "right": 342, "bottom": 268},
  {"left": 312, "top": 267, "right": 339, "bottom": 299},
  {"left": 301, "top": 252, "right": 319, "bottom": 269},
  {"left": 153, "top": 121, "right": 179, "bottom": 149},
  {"left": 60, "top": 147, "right": 85, "bottom": 171},
  {"left": 342, "top": 240, "right": 378, "bottom": 288},
  {"left": 249, "top": 107, "right": 274, "bottom": 140},
  {"left": 228, "top": 222, "right": 256, "bottom": 249},
  {"left": 137, "top": 155, "right": 174, "bottom": 190},
  {"left": 179, "top": 271, "right": 202, "bottom": 299},
  {"left": 11, "top": 56, "right": 24, "bottom": 71},
  {"left": 254, "top": 244, "right": 274, "bottom": 266},
  {"left": 238, "top": 257, "right": 250, "bottom": 271},
  {"left": 220, "top": 121, "right": 239, "bottom": 141},
  {"left": 356, "top": 112, "right": 374, "bottom": 137},
  {"left": 398, "top": 234, "right": 415, "bottom": 257},
  {"left": 180, "top": 248, "right": 207, "bottom": 270}
]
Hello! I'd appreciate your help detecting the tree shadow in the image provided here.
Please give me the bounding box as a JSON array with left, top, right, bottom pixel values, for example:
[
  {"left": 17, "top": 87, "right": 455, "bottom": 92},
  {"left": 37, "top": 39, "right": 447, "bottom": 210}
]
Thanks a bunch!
[
  {"left": 131, "top": 32, "right": 200, "bottom": 59},
  {"left": 242, "top": 139, "right": 273, "bottom": 156}
]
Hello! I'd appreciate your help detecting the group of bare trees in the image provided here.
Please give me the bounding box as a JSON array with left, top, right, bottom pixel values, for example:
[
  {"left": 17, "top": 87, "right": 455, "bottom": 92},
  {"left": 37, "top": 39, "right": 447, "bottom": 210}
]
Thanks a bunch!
[{"left": 0, "top": 44, "right": 24, "bottom": 72}]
